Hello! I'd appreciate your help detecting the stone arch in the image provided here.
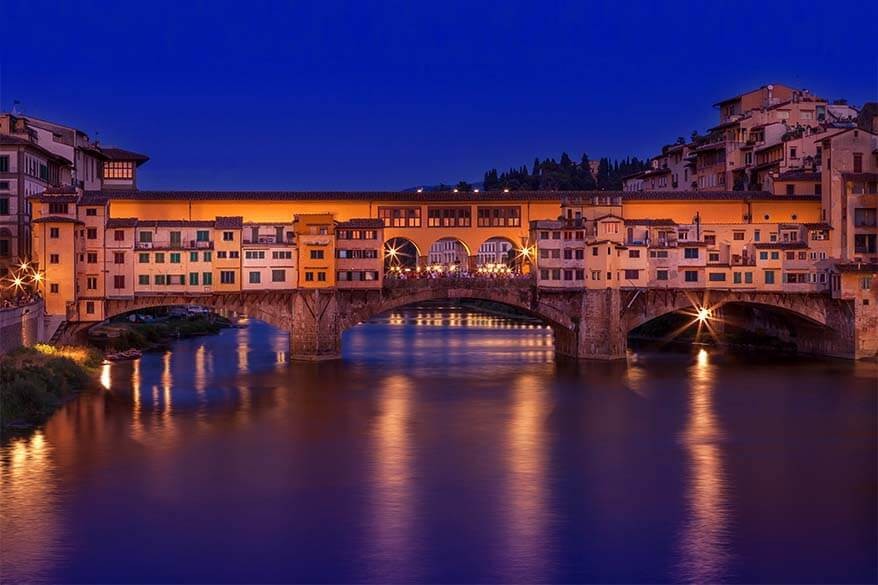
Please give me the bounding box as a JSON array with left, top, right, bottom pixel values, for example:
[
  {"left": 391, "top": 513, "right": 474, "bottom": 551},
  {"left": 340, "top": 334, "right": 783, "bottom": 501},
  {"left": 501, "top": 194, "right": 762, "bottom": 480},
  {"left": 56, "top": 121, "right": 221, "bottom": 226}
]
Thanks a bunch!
[
  {"left": 475, "top": 235, "right": 519, "bottom": 269},
  {"left": 384, "top": 236, "right": 421, "bottom": 271},
  {"left": 426, "top": 237, "right": 472, "bottom": 273}
]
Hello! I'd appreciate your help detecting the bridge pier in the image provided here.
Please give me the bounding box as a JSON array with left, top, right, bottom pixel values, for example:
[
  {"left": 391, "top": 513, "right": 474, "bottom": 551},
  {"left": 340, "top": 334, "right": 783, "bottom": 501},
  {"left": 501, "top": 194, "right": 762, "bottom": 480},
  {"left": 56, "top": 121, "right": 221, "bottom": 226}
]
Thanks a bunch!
[
  {"left": 290, "top": 289, "right": 342, "bottom": 360},
  {"left": 555, "top": 288, "right": 627, "bottom": 360}
]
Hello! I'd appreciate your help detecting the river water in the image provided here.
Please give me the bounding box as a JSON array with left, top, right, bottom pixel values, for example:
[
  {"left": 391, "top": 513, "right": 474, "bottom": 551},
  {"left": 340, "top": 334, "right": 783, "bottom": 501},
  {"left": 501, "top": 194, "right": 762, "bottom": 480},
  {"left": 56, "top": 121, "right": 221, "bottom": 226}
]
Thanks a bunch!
[{"left": 1, "top": 305, "right": 876, "bottom": 584}]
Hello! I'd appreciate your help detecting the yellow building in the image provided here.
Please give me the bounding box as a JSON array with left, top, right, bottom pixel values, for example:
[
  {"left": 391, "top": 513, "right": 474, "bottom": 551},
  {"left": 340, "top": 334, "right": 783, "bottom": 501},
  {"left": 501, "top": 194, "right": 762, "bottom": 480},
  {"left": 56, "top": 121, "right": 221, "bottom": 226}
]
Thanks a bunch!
[{"left": 293, "top": 213, "right": 336, "bottom": 288}]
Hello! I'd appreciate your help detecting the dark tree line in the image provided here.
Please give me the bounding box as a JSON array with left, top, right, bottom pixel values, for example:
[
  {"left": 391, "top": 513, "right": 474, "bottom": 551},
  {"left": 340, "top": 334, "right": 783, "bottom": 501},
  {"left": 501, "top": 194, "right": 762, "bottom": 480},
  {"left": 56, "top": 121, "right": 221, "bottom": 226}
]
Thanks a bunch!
[{"left": 480, "top": 152, "right": 650, "bottom": 191}]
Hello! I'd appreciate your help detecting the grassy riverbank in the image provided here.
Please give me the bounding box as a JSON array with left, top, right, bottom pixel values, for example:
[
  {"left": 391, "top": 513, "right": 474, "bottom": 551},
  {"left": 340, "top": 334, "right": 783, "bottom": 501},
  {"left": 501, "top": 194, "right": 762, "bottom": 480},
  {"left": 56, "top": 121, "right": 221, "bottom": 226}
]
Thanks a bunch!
[
  {"left": 92, "top": 315, "right": 232, "bottom": 351},
  {"left": 0, "top": 344, "right": 102, "bottom": 432}
]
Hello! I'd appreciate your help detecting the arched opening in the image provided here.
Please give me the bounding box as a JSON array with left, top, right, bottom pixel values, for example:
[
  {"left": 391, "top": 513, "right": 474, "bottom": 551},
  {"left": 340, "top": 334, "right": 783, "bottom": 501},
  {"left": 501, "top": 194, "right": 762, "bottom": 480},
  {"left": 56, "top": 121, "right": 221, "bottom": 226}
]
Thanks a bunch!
[
  {"left": 384, "top": 237, "right": 421, "bottom": 274},
  {"left": 475, "top": 236, "right": 524, "bottom": 274},
  {"left": 627, "top": 300, "right": 834, "bottom": 355},
  {"left": 427, "top": 237, "right": 471, "bottom": 274},
  {"left": 89, "top": 304, "right": 238, "bottom": 351}
]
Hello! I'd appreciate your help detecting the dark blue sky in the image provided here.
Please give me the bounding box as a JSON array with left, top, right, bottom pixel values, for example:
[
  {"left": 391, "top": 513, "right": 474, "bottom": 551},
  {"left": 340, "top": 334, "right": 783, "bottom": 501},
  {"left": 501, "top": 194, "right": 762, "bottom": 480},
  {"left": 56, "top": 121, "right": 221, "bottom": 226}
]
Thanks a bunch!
[{"left": 2, "top": 0, "right": 876, "bottom": 190}]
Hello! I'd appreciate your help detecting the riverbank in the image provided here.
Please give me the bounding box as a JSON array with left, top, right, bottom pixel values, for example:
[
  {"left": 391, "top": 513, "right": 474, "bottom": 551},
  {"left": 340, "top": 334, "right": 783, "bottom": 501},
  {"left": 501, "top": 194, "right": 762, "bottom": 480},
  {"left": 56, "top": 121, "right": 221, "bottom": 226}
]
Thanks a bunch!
[
  {"left": 90, "top": 314, "right": 233, "bottom": 352},
  {"left": 0, "top": 344, "right": 102, "bottom": 433}
]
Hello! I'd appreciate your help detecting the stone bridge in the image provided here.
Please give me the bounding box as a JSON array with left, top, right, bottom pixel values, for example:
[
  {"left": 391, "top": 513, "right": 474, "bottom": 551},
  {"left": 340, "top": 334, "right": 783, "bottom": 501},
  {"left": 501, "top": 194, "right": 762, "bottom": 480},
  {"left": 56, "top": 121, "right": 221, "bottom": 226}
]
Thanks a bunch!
[{"left": 96, "top": 279, "right": 868, "bottom": 360}]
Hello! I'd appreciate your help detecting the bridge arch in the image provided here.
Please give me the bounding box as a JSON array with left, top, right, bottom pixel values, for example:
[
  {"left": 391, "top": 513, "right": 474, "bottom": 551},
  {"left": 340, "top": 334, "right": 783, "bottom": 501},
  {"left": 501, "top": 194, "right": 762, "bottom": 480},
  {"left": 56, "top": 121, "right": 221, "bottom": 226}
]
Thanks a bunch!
[
  {"left": 426, "top": 237, "right": 472, "bottom": 272},
  {"left": 384, "top": 237, "right": 421, "bottom": 271},
  {"left": 475, "top": 236, "right": 518, "bottom": 269}
]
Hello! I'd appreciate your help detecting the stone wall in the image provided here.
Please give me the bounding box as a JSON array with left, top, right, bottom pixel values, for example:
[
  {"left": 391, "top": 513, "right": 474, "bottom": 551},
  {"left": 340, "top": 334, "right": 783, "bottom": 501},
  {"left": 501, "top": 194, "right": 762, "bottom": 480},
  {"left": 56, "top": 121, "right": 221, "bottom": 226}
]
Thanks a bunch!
[{"left": 0, "top": 300, "right": 45, "bottom": 355}]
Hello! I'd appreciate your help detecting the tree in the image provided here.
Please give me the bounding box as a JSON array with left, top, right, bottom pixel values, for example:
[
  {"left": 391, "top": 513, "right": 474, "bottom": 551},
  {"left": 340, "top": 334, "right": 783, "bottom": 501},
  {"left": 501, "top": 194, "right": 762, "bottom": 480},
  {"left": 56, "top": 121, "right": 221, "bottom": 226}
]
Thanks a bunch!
[{"left": 455, "top": 180, "right": 472, "bottom": 191}]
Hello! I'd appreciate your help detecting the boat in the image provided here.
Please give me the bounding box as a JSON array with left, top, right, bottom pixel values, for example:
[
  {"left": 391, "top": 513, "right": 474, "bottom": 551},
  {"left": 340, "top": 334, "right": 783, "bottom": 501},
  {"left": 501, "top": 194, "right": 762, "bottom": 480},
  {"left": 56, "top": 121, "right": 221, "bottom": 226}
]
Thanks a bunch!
[{"left": 105, "top": 349, "right": 143, "bottom": 362}]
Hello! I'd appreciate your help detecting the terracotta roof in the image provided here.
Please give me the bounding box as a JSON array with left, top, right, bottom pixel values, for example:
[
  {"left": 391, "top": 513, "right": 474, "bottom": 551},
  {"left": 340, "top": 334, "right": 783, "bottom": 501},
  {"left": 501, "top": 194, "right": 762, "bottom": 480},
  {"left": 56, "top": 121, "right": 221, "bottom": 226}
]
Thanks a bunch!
[
  {"left": 136, "top": 220, "right": 216, "bottom": 229},
  {"left": 101, "top": 147, "right": 149, "bottom": 165},
  {"left": 803, "top": 222, "right": 833, "bottom": 230},
  {"left": 753, "top": 242, "right": 808, "bottom": 249},
  {"left": 336, "top": 218, "right": 384, "bottom": 229},
  {"left": 28, "top": 194, "right": 78, "bottom": 203},
  {"left": 215, "top": 216, "right": 243, "bottom": 229},
  {"left": 105, "top": 218, "right": 139, "bottom": 228},
  {"left": 834, "top": 262, "right": 878, "bottom": 274},
  {"left": 623, "top": 218, "right": 677, "bottom": 226},
  {"left": 32, "top": 215, "right": 83, "bottom": 224},
  {"left": 0, "top": 135, "right": 72, "bottom": 164},
  {"left": 79, "top": 192, "right": 109, "bottom": 205},
  {"left": 43, "top": 186, "right": 77, "bottom": 195},
  {"left": 778, "top": 170, "right": 821, "bottom": 182}
]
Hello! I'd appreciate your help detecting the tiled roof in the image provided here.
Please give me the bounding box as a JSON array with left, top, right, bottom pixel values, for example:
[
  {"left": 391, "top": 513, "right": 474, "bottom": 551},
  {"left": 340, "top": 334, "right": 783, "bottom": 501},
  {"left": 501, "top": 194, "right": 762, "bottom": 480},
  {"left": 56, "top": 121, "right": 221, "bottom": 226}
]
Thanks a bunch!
[
  {"left": 803, "top": 222, "right": 833, "bottom": 230},
  {"left": 778, "top": 170, "right": 821, "bottom": 182},
  {"left": 623, "top": 218, "right": 677, "bottom": 226},
  {"left": 753, "top": 242, "right": 808, "bottom": 249},
  {"left": 0, "top": 135, "right": 72, "bottom": 164},
  {"left": 93, "top": 189, "right": 816, "bottom": 203},
  {"left": 43, "top": 186, "right": 78, "bottom": 195},
  {"left": 79, "top": 192, "right": 109, "bottom": 205},
  {"left": 215, "top": 216, "right": 243, "bottom": 229},
  {"left": 32, "top": 215, "right": 83, "bottom": 224},
  {"left": 336, "top": 218, "right": 384, "bottom": 229},
  {"left": 101, "top": 147, "right": 150, "bottom": 164},
  {"left": 136, "top": 219, "right": 216, "bottom": 229},
  {"left": 105, "top": 218, "right": 139, "bottom": 228},
  {"left": 834, "top": 262, "right": 878, "bottom": 274},
  {"left": 28, "top": 194, "right": 78, "bottom": 203}
]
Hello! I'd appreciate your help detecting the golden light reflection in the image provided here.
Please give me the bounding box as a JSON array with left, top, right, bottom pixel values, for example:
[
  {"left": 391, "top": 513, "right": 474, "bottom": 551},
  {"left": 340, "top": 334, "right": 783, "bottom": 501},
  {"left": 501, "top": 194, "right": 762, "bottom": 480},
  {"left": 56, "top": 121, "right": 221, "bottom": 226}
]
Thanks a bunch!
[
  {"left": 0, "top": 432, "right": 64, "bottom": 584},
  {"left": 130, "top": 357, "right": 144, "bottom": 440},
  {"left": 502, "top": 373, "right": 549, "bottom": 583},
  {"left": 237, "top": 325, "right": 249, "bottom": 373},
  {"left": 367, "top": 374, "right": 417, "bottom": 581},
  {"left": 100, "top": 362, "right": 112, "bottom": 390},
  {"left": 677, "top": 348, "right": 730, "bottom": 583}
]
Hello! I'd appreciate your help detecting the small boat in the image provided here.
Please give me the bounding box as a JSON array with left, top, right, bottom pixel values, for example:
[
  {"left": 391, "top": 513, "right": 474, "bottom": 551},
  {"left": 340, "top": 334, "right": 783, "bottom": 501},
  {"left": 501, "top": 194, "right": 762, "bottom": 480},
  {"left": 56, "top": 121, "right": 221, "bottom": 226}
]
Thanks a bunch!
[{"left": 105, "top": 349, "right": 143, "bottom": 362}]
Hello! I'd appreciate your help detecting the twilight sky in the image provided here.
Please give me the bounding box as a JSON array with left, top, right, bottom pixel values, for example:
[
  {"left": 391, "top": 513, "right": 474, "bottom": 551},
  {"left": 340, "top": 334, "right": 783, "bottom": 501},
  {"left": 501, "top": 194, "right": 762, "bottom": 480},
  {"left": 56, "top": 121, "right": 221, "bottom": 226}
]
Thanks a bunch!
[{"left": 1, "top": 0, "right": 876, "bottom": 190}]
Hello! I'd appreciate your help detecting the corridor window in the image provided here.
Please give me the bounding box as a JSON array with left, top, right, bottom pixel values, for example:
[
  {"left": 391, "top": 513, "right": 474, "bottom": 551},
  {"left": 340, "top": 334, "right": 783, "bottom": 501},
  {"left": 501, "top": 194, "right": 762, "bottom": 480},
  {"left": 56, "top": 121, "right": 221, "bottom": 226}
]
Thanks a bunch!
[
  {"left": 378, "top": 207, "right": 421, "bottom": 227},
  {"left": 428, "top": 207, "right": 471, "bottom": 227},
  {"left": 477, "top": 206, "right": 520, "bottom": 227}
]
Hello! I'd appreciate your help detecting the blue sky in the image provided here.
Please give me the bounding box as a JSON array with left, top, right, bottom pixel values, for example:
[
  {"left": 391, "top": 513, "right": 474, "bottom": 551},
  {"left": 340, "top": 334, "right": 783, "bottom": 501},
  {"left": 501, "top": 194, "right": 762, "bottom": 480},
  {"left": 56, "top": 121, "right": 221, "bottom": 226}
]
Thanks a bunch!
[{"left": 2, "top": 0, "right": 876, "bottom": 190}]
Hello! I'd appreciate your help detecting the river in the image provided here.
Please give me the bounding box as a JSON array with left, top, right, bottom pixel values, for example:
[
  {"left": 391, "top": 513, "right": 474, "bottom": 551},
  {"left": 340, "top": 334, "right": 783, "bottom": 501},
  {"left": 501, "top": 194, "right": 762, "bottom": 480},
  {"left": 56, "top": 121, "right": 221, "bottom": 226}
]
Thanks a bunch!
[{"left": 1, "top": 304, "right": 876, "bottom": 583}]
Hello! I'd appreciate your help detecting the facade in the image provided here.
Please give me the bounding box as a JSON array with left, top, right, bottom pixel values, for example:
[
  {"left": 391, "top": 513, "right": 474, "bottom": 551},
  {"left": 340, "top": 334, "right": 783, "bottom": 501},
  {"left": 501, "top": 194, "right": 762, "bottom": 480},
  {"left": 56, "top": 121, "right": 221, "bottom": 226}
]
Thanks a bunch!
[{"left": 0, "top": 112, "right": 146, "bottom": 277}]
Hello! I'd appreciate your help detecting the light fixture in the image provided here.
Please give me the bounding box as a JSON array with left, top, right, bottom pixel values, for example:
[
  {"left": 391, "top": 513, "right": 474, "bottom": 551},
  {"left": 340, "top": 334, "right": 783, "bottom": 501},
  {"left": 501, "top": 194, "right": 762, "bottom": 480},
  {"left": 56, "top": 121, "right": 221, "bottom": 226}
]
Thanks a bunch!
[{"left": 696, "top": 307, "right": 711, "bottom": 322}]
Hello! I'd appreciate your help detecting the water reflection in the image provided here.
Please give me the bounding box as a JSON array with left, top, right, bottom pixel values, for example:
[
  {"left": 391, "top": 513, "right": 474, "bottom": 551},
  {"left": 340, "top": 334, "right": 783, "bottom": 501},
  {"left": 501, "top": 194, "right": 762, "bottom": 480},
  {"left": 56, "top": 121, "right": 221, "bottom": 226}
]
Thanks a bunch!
[
  {"left": 502, "top": 373, "right": 550, "bottom": 583},
  {"left": 366, "top": 374, "right": 418, "bottom": 581},
  {"left": 676, "top": 349, "right": 731, "bottom": 583},
  {"left": 0, "top": 432, "right": 64, "bottom": 584}
]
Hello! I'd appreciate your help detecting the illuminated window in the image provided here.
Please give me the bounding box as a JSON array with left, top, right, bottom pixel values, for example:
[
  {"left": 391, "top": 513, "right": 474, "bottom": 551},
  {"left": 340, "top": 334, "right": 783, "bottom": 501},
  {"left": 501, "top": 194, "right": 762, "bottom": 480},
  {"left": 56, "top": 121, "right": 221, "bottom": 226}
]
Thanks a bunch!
[{"left": 103, "top": 161, "right": 134, "bottom": 179}]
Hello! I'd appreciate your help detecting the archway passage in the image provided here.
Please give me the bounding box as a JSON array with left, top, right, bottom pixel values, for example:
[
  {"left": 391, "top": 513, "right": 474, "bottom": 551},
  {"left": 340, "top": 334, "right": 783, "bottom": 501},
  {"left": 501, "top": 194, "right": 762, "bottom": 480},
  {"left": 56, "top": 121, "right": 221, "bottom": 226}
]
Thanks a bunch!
[
  {"left": 384, "top": 237, "right": 420, "bottom": 273},
  {"left": 427, "top": 237, "right": 471, "bottom": 274},
  {"left": 476, "top": 236, "right": 520, "bottom": 274}
]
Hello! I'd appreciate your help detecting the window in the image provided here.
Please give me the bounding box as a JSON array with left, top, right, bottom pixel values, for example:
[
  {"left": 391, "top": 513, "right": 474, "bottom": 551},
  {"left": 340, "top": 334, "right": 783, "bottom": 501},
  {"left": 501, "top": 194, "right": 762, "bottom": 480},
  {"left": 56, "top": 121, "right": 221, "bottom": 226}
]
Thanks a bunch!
[
  {"left": 628, "top": 250, "right": 640, "bottom": 258},
  {"left": 861, "top": 277, "right": 873, "bottom": 290},
  {"left": 50, "top": 227, "right": 60, "bottom": 238},
  {"left": 771, "top": 251, "right": 779, "bottom": 260},
  {"left": 575, "top": 269, "right": 584, "bottom": 280},
  {"left": 853, "top": 153, "right": 863, "bottom": 173},
  {"left": 202, "top": 272, "right": 213, "bottom": 285},
  {"left": 709, "top": 252, "right": 720, "bottom": 262},
  {"left": 223, "top": 231, "right": 234, "bottom": 241},
  {"left": 733, "top": 272, "right": 742, "bottom": 284},
  {"left": 196, "top": 230, "right": 210, "bottom": 242},
  {"left": 759, "top": 251, "right": 768, "bottom": 260},
  {"left": 564, "top": 270, "right": 574, "bottom": 281},
  {"left": 139, "top": 231, "right": 152, "bottom": 243},
  {"left": 50, "top": 283, "right": 59, "bottom": 293},
  {"left": 310, "top": 249, "right": 324, "bottom": 260},
  {"left": 854, "top": 234, "right": 877, "bottom": 254},
  {"left": 704, "top": 234, "right": 716, "bottom": 245},
  {"left": 249, "top": 271, "right": 261, "bottom": 284},
  {"left": 155, "top": 252, "right": 165, "bottom": 263},
  {"left": 784, "top": 272, "right": 808, "bottom": 284},
  {"left": 170, "top": 253, "right": 181, "bottom": 263},
  {"left": 85, "top": 302, "right": 95, "bottom": 315},
  {"left": 0, "top": 198, "right": 8, "bottom": 215},
  {"left": 477, "top": 206, "right": 521, "bottom": 227},
  {"left": 733, "top": 231, "right": 745, "bottom": 241},
  {"left": 305, "top": 271, "right": 314, "bottom": 282},
  {"left": 87, "top": 277, "right": 97, "bottom": 290},
  {"left": 85, "top": 227, "right": 96, "bottom": 240},
  {"left": 87, "top": 252, "right": 98, "bottom": 263},
  {"left": 684, "top": 270, "right": 698, "bottom": 282},
  {"left": 229, "top": 251, "right": 239, "bottom": 259},
  {"left": 786, "top": 184, "right": 795, "bottom": 195},
  {"left": 114, "top": 252, "right": 125, "bottom": 264},
  {"left": 138, "top": 275, "right": 149, "bottom": 285},
  {"left": 113, "top": 275, "right": 125, "bottom": 289},
  {"left": 48, "top": 203, "right": 68, "bottom": 214},
  {"left": 764, "top": 270, "right": 776, "bottom": 285},
  {"left": 220, "top": 271, "right": 235, "bottom": 284},
  {"left": 114, "top": 230, "right": 125, "bottom": 241},
  {"left": 854, "top": 208, "right": 877, "bottom": 227},
  {"left": 378, "top": 206, "right": 421, "bottom": 227},
  {"left": 427, "top": 207, "right": 471, "bottom": 227},
  {"left": 272, "top": 269, "right": 285, "bottom": 282},
  {"left": 624, "top": 269, "right": 639, "bottom": 280},
  {"left": 203, "top": 251, "right": 212, "bottom": 262},
  {"left": 170, "top": 231, "right": 181, "bottom": 247},
  {"left": 317, "top": 272, "right": 327, "bottom": 282},
  {"left": 189, "top": 272, "right": 199, "bottom": 286},
  {"left": 0, "top": 155, "right": 8, "bottom": 172},
  {"left": 103, "top": 161, "right": 134, "bottom": 179},
  {"left": 190, "top": 251, "right": 199, "bottom": 262},
  {"left": 684, "top": 248, "right": 699, "bottom": 259},
  {"left": 138, "top": 253, "right": 149, "bottom": 263},
  {"left": 244, "top": 251, "right": 266, "bottom": 260},
  {"left": 154, "top": 275, "right": 167, "bottom": 285},
  {"left": 591, "top": 270, "right": 601, "bottom": 281},
  {"left": 563, "top": 249, "right": 572, "bottom": 260},
  {"left": 754, "top": 230, "right": 761, "bottom": 242},
  {"left": 708, "top": 273, "right": 726, "bottom": 282},
  {"left": 656, "top": 270, "right": 668, "bottom": 281},
  {"left": 575, "top": 249, "right": 584, "bottom": 260},
  {"left": 540, "top": 231, "right": 549, "bottom": 240}
]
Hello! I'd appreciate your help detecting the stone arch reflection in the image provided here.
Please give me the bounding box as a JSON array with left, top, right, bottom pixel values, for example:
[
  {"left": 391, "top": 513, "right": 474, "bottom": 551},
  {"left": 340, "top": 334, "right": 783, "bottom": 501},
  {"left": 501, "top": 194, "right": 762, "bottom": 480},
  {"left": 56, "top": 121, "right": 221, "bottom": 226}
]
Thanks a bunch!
[{"left": 676, "top": 349, "right": 731, "bottom": 583}]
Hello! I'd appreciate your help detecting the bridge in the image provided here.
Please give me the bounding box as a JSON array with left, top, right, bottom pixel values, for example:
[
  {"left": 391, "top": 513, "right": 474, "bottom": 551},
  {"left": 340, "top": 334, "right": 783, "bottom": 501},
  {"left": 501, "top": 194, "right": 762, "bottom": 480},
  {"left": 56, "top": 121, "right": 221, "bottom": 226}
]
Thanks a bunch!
[{"left": 89, "top": 278, "right": 865, "bottom": 360}]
